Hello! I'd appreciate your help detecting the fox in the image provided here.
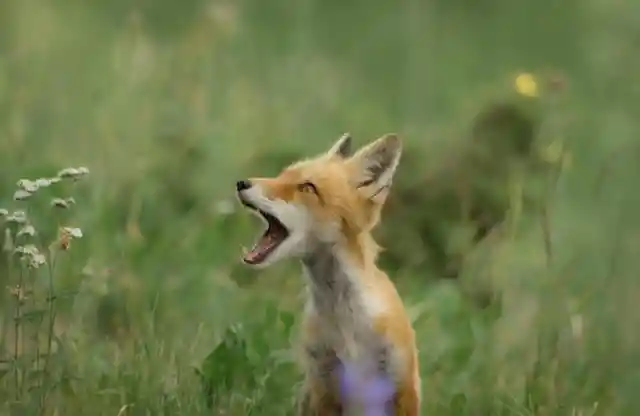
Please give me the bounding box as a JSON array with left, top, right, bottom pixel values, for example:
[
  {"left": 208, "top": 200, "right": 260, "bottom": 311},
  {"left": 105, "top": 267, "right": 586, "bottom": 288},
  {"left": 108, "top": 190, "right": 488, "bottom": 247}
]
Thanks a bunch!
[{"left": 235, "top": 133, "right": 421, "bottom": 415}]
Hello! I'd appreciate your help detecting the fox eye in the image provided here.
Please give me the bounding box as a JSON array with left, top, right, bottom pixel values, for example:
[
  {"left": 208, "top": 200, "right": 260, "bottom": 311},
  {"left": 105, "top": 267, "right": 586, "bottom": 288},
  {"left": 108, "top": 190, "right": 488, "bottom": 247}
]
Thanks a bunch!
[{"left": 297, "top": 181, "right": 319, "bottom": 195}]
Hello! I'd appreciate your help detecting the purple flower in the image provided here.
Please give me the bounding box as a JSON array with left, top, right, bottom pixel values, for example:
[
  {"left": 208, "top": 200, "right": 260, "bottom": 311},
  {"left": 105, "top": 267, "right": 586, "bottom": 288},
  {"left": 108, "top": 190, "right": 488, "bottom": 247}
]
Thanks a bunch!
[{"left": 338, "top": 359, "right": 395, "bottom": 416}]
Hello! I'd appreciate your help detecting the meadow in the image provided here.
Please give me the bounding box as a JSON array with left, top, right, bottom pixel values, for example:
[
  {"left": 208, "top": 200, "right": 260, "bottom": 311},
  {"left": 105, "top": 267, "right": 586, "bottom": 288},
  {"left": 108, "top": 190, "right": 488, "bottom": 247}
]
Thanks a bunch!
[{"left": 1, "top": 0, "right": 640, "bottom": 414}]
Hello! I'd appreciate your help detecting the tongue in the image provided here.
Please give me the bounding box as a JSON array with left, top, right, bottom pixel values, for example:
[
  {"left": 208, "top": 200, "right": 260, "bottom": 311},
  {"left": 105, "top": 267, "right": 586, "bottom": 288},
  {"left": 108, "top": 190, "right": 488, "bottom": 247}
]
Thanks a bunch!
[{"left": 245, "top": 232, "right": 278, "bottom": 263}]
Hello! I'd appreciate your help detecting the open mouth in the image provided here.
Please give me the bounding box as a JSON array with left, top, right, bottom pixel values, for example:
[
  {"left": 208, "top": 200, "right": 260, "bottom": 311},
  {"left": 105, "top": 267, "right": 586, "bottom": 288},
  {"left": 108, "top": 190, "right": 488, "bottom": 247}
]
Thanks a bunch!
[{"left": 240, "top": 200, "right": 290, "bottom": 265}]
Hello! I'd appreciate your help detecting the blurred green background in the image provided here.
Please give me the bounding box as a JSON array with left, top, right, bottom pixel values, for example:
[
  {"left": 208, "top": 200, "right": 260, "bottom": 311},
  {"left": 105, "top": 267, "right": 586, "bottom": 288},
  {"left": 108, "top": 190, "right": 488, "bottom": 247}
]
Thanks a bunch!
[{"left": 1, "top": 0, "right": 639, "bottom": 414}]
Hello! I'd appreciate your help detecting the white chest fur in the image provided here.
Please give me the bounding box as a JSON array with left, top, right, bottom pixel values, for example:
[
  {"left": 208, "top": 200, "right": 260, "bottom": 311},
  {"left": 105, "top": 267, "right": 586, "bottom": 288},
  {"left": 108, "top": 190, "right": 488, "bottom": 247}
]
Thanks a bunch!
[{"left": 302, "top": 247, "right": 387, "bottom": 363}]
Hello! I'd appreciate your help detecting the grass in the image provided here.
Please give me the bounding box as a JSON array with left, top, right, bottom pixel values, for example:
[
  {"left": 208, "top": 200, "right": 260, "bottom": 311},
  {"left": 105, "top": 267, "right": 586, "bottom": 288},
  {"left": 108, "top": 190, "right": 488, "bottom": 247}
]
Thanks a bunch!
[{"left": 1, "top": 0, "right": 639, "bottom": 414}]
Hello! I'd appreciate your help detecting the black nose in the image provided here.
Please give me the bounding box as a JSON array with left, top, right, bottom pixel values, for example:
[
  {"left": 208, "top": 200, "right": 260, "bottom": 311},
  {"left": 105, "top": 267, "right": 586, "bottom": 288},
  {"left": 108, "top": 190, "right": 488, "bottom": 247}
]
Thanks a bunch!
[{"left": 236, "top": 180, "right": 252, "bottom": 191}]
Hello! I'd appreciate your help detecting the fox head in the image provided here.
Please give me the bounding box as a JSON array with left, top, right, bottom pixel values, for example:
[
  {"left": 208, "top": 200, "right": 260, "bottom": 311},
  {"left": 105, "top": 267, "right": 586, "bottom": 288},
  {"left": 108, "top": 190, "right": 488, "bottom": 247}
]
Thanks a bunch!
[{"left": 236, "top": 133, "right": 402, "bottom": 268}]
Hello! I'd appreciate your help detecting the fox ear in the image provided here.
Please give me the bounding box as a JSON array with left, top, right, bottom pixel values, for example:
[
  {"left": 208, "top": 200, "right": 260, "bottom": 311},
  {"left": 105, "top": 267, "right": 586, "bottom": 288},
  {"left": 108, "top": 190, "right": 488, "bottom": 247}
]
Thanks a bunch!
[
  {"left": 326, "top": 133, "right": 352, "bottom": 158},
  {"left": 348, "top": 133, "right": 402, "bottom": 204}
]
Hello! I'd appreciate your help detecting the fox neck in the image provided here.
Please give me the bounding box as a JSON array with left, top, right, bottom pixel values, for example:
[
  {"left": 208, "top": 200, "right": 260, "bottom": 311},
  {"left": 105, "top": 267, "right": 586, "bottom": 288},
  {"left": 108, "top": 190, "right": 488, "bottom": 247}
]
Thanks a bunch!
[{"left": 301, "top": 239, "right": 372, "bottom": 317}]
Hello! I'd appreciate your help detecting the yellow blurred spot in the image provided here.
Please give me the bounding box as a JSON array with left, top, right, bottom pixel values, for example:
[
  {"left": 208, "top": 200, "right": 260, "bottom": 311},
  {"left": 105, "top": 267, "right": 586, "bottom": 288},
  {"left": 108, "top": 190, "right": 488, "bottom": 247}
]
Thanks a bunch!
[
  {"left": 541, "top": 140, "right": 564, "bottom": 163},
  {"left": 540, "top": 139, "right": 573, "bottom": 170},
  {"left": 515, "top": 73, "right": 539, "bottom": 97}
]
